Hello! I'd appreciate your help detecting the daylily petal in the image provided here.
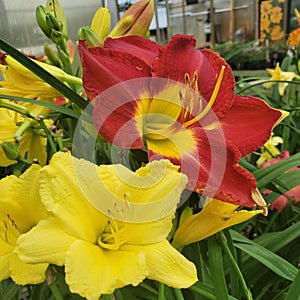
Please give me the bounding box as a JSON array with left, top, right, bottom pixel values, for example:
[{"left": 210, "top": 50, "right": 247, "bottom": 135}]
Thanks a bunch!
[
  {"left": 1, "top": 164, "right": 46, "bottom": 233},
  {"left": 220, "top": 95, "right": 287, "bottom": 156},
  {"left": 65, "top": 239, "right": 147, "bottom": 300},
  {"left": 81, "top": 157, "right": 188, "bottom": 224},
  {"left": 9, "top": 253, "right": 47, "bottom": 285},
  {"left": 104, "top": 35, "right": 161, "bottom": 65},
  {"left": 0, "top": 253, "right": 10, "bottom": 281},
  {"left": 151, "top": 35, "right": 235, "bottom": 119},
  {"left": 39, "top": 152, "right": 108, "bottom": 242},
  {"left": 173, "top": 198, "right": 262, "bottom": 248},
  {"left": 124, "top": 240, "right": 197, "bottom": 288},
  {"left": 16, "top": 218, "right": 76, "bottom": 266},
  {"left": 148, "top": 125, "right": 257, "bottom": 207},
  {"left": 78, "top": 40, "right": 151, "bottom": 99}
]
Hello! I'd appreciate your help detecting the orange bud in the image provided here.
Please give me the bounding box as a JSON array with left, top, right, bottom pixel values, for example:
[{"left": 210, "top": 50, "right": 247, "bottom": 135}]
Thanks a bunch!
[{"left": 109, "top": 0, "right": 154, "bottom": 38}]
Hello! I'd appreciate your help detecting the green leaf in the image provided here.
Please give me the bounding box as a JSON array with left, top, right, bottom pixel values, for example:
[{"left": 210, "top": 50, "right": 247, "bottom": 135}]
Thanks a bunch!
[
  {"left": 253, "top": 152, "right": 300, "bottom": 188},
  {"left": 231, "top": 231, "right": 298, "bottom": 281},
  {"left": 0, "top": 38, "right": 88, "bottom": 111},
  {"left": 208, "top": 236, "right": 229, "bottom": 300},
  {"left": 285, "top": 270, "right": 300, "bottom": 300}
]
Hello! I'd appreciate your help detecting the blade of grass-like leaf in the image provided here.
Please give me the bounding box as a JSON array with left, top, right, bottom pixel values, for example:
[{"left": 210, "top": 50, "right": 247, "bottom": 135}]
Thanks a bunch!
[
  {"left": 188, "top": 282, "right": 216, "bottom": 299},
  {"left": 208, "top": 236, "right": 229, "bottom": 300},
  {"left": 255, "top": 221, "right": 300, "bottom": 253},
  {"left": 0, "top": 38, "right": 88, "bottom": 111},
  {"left": 285, "top": 270, "right": 300, "bottom": 300},
  {"left": 231, "top": 231, "right": 297, "bottom": 281},
  {"left": 253, "top": 152, "right": 300, "bottom": 188},
  {"left": 0, "top": 94, "right": 81, "bottom": 119}
]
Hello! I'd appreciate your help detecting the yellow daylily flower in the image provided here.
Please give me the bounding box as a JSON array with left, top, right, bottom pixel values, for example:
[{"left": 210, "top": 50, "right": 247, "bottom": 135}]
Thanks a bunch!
[
  {"left": 263, "top": 63, "right": 298, "bottom": 96},
  {"left": 16, "top": 152, "right": 197, "bottom": 300},
  {"left": 0, "top": 164, "right": 48, "bottom": 284},
  {"left": 0, "top": 60, "right": 61, "bottom": 100},
  {"left": 172, "top": 198, "right": 263, "bottom": 249},
  {"left": 0, "top": 108, "right": 50, "bottom": 166},
  {"left": 256, "top": 134, "right": 283, "bottom": 167}
]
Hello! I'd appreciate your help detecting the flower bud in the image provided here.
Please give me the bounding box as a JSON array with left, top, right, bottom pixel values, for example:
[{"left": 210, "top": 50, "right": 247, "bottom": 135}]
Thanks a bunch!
[
  {"left": 1, "top": 142, "right": 20, "bottom": 160},
  {"left": 36, "top": 5, "right": 52, "bottom": 38},
  {"left": 46, "top": 0, "right": 68, "bottom": 38},
  {"left": 44, "top": 43, "right": 62, "bottom": 67},
  {"left": 4, "top": 55, "right": 81, "bottom": 85},
  {"left": 78, "top": 26, "right": 104, "bottom": 46},
  {"left": 109, "top": 0, "right": 154, "bottom": 38},
  {"left": 91, "top": 7, "right": 111, "bottom": 40}
]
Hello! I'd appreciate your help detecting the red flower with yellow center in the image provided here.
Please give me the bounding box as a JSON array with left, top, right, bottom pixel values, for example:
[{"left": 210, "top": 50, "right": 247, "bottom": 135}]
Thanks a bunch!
[{"left": 78, "top": 34, "right": 285, "bottom": 207}]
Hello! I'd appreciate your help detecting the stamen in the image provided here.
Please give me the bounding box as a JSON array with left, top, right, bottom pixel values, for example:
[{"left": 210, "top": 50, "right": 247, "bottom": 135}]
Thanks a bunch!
[
  {"left": 192, "top": 71, "right": 198, "bottom": 92},
  {"left": 184, "top": 73, "right": 190, "bottom": 86},
  {"left": 1, "top": 214, "right": 20, "bottom": 245},
  {"left": 184, "top": 65, "right": 225, "bottom": 127},
  {"left": 98, "top": 218, "right": 121, "bottom": 250}
]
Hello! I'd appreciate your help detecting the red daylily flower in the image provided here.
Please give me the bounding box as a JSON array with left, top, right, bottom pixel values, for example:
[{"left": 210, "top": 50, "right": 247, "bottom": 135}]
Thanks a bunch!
[{"left": 78, "top": 34, "right": 285, "bottom": 207}]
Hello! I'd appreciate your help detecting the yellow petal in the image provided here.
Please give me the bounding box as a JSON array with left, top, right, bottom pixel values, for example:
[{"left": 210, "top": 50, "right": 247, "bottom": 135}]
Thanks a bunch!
[
  {"left": 65, "top": 240, "right": 147, "bottom": 300},
  {"left": 16, "top": 218, "right": 76, "bottom": 266},
  {"left": 1, "top": 164, "right": 47, "bottom": 233},
  {"left": 9, "top": 253, "right": 47, "bottom": 285},
  {"left": 39, "top": 152, "right": 108, "bottom": 242},
  {"left": 173, "top": 198, "right": 262, "bottom": 248},
  {"left": 125, "top": 240, "right": 197, "bottom": 288},
  {"left": 0, "top": 253, "right": 10, "bottom": 281},
  {"left": 77, "top": 154, "right": 188, "bottom": 223}
]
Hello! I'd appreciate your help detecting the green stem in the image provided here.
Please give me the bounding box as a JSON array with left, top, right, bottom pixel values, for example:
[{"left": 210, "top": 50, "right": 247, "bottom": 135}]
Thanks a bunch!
[
  {"left": 218, "top": 232, "right": 252, "bottom": 300},
  {"left": 48, "top": 282, "right": 64, "bottom": 300},
  {"left": 38, "top": 118, "right": 57, "bottom": 156},
  {"left": 173, "top": 288, "right": 185, "bottom": 300},
  {"left": 158, "top": 282, "right": 165, "bottom": 300},
  {"left": 18, "top": 156, "right": 33, "bottom": 165}
]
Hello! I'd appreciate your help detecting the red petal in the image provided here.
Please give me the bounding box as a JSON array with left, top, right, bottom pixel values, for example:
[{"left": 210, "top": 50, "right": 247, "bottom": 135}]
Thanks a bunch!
[
  {"left": 104, "top": 35, "right": 161, "bottom": 66},
  {"left": 78, "top": 40, "right": 151, "bottom": 100},
  {"left": 220, "top": 95, "right": 284, "bottom": 156},
  {"left": 92, "top": 79, "right": 151, "bottom": 149},
  {"left": 148, "top": 125, "right": 256, "bottom": 207},
  {"left": 200, "top": 49, "right": 235, "bottom": 119},
  {"left": 151, "top": 35, "right": 235, "bottom": 119}
]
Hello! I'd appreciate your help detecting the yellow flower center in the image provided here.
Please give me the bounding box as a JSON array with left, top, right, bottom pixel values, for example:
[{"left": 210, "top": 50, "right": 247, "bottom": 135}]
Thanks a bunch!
[
  {"left": 142, "top": 66, "right": 225, "bottom": 141},
  {"left": 1, "top": 214, "right": 20, "bottom": 245}
]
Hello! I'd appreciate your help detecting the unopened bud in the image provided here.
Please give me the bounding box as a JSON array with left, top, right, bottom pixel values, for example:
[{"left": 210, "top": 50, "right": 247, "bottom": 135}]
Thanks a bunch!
[
  {"left": 46, "top": 0, "right": 68, "bottom": 38},
  {"left": 1, "top": 142, "right": 20, "bottom": 160},
  {"left": 78, "top": 26, "right": 104, "bottom": 46},
  {"left": 91, "top": 7, "right": 111, "bottom": 40},
  {"left": 109, "top": 0, "right": 154, "bottom": 37},
  {"left": 44, "top": 43, "right": 62, "bottom": 67},
  {"left": 36, "top": 5, "right": 52, "bottom": 38}
]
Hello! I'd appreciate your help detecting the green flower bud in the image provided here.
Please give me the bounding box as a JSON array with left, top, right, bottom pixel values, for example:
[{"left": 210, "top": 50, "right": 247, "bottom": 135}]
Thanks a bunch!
[
  {"left": 46, "top": 0, "right": 68, "bottom": 38},
  {"left": 1, "top": 142, "right": 20, "bottom": 160},
  {"left": 78, "top": 26, "right": 104, "bottom": 46},
  {"left": 36, "top": 5, "right": 52, "bottom": 38}
]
